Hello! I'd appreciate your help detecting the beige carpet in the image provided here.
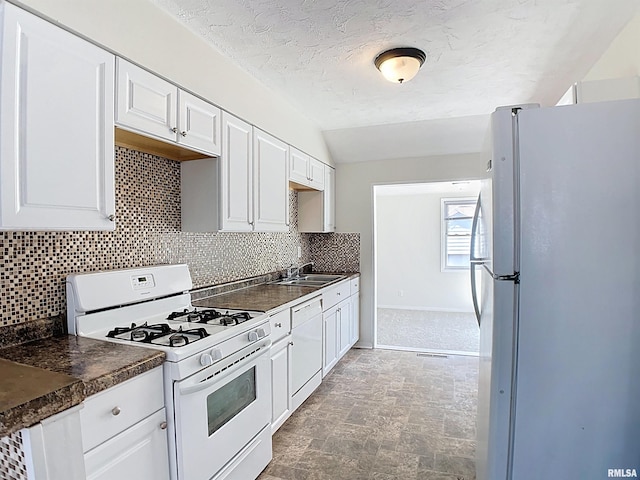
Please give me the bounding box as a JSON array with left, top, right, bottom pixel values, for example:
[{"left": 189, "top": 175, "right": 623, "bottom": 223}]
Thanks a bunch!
[{"left": 377, "top": 308, "right": 479, "bottom": 354}]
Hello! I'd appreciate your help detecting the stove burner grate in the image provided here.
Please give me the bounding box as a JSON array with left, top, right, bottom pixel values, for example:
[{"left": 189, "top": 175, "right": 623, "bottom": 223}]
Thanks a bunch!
[
  {"left": 218, "top": 312, "right": 252, "bottom": 326},
  {"left": 167, "top": 308, "right": 253, "bottom": 326},
  {"left": 106, "top": 322, "right": 175, "bottom": 343}
]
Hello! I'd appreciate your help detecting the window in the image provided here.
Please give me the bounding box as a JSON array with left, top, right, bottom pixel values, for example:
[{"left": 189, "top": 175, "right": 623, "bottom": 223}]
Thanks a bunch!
[{"left": 442, "top": 198, "right": 476, "bottom": 271}]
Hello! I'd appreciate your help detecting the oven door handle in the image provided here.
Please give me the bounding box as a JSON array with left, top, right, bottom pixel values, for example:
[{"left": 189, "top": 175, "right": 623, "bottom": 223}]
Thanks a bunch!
[{"left": 178, "top": 340, "right": 271, "bottom": 396}]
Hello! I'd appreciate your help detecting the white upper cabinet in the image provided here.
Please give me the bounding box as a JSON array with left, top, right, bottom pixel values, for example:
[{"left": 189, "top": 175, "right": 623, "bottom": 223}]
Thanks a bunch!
[
  {"left": 182, "top": 114, "right": 290, "bottom": 232},
  {"left": 116, "top": 59, "right": 177, "bottom": 143},
  {"left": 253, "top": 129, "right": 289, "bottom": 232},
  {"left": 308, "top": 157, "right": 325, "bottom": 190},
  {"left": 324, "top": 165, "right": 336, "bottom": 232},
  {"left": 289, "top": 147, "right": 324, "bottom": 190},
  {"left": 0, "top": 3, "right": 115, "bottom": 231},
  {"left": 219, "top": 112, "right": 253, "bottom": 232},
  {"left": 178, "top": 90, "right": 221, "bottom": 155},
  {"left": 298, "top": 165, "right": 335, "bottom": 233},
  {"left": 116, "top": 59, "right": 221, "bottom": 156}
]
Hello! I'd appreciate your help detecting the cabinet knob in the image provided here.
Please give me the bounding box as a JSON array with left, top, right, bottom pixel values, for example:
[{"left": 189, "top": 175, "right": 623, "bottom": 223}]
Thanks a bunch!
[
  {"left": 180, "top": 130, "right": 187, "bottom": 137},
  {"left": 171, "top": 127, "right": 178, "bottom": 133},
  {"left": 275, "top": 322, "right": 282, "bottom": 328},
  {"left": 107, "top": 214, "right": 115, "bottom": 222},
  {"left": 160, "top": 421, "right": 168, "bottom": 430},
  {"left": 289, "top": 341, "right": 294, "bottom": 346},
  {"left": 111, "top": 406, "right": 121, "bottom": 416}
]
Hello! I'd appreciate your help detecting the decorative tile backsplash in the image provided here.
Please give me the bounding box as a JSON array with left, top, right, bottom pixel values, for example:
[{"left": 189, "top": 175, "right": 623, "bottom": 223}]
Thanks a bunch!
[
  {"left": 0, "top": 432, "right": 27, "bottom": 480},
  {"left": 309, "top": 233, "right": 360, "bottom": 272},
  {"left": 0, "top": 146, "right": 358, "bottom": 328}
]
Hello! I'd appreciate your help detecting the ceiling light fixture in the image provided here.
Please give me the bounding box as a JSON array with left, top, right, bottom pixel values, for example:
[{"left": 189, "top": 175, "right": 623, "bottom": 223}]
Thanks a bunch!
[{"left": 374, "top": 47, "right": 426, "bottom": 84}]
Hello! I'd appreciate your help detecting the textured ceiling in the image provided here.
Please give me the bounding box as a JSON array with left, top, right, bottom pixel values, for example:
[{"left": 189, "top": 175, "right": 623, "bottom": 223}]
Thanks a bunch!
[{"left": 149, "top": 0, "right": 639, "bottom": 161}]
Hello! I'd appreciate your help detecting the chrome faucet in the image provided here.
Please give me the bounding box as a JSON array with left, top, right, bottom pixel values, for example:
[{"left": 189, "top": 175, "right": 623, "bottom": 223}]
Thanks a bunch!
[{"left": 287, "top": 262, "right": 314, "bottom": 279}]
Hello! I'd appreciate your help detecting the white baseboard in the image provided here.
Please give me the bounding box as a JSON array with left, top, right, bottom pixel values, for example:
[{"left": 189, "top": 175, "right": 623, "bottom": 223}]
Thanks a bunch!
[
  {"left": 377, "top": 305, "right": 474, "bottom": 314},
  {"left": 375, "top": 344, "right": 479, "bottom": 357}
]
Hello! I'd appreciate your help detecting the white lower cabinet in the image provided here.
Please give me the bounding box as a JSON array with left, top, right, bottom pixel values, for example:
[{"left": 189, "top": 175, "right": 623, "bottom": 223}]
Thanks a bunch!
[
  {"left": 338, "top": 298, "right": 352, "bottom": 358},
  {"left": 269, "top": 278, "right": 359, "bottom": 434},
  {"left": 324, "top": 298, "right": 351, "bottom": 374},
  {"left": 21, "top": 405, "right": 86, "bottom": 480},
  {"left": 270, "top": 308, "right": 292, "bottom": 433},
  {"left": 270, "top": 335, "right": 292, "bottom": 433},
  {"left": 80, "top": 367, "right": 169, "bottom": 480},
  {"left": 350, "top": 277, "right": 360, "bottom": 346},
  {"left": 322, "top": 280, "right": 351, "bottom": 377},
  {"left": 84, "top": 409, "right": 169, "bottom": 480},
  {"left": 322, "top": 303, "right": 340, "bottom": 376}
]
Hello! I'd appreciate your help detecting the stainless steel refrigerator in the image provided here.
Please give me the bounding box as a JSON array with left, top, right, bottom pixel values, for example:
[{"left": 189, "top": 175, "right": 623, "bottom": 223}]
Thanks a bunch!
[{"left": 471, "top": 100, "right": 640, "bottom": 480}]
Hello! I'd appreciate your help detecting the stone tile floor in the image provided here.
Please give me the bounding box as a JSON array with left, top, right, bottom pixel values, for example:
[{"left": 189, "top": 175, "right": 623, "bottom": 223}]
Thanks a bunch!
[{"left": 258, "top": 348, "right": 478, "bottom": 480}]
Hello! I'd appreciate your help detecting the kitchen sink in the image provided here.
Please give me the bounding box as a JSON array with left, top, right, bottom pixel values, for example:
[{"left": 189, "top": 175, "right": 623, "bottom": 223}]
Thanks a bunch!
[{"left": 272, "top": 274, "right": 346, "bottom": 287}]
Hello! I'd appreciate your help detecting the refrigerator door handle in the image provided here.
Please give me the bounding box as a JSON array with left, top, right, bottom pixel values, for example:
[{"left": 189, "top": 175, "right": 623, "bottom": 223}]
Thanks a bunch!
[
  {"left": 482, "top": 263, "right": 519, "bottom": 282},
  {"left": 470, "top": 262, "right": 482, "bottom": 327},
  {"left": 470, "top": 195, "right": 483, "bottom": 326}
]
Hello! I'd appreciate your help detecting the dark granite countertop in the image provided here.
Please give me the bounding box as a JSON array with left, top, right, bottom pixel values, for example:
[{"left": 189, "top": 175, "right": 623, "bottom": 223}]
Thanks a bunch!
[
  {"left": 0, "top": 336, "right": 165, "bottom": 437},
  {"left": 194, "top": 272, "right": 359, "bottom": 312}
]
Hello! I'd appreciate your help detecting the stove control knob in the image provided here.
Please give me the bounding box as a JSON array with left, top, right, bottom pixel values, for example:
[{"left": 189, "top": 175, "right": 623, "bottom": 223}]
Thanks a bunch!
[
  {"left": 199, "top": 353, "right": 213, "bottom": 367},
  {"left": 210, "top": 348, "right": 222, "bottom": 362},
  {"left": 248, "top": 331, "right": 259, "bottom": 342},
  {"left": 257, "top": 327, "right": 267, "bottom": 339}
]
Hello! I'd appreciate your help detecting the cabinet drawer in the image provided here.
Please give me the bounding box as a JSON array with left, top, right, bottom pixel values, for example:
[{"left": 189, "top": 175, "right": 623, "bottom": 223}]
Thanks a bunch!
[
  {"left": 269, "top": 308, "right": 291, "bottom": 343},
  {"left": 84, "top": 408, "right": 169, "bottom": 480},
  {"left": 292, "top": 297, "right": 322, "bottom": 329},
  {"left": 350, "top": 277, "right": 360, "bottom": 295},
  {"left": 322, "top": 282, "right": 350, "bottom": 311},
  {"left": 81, "top": 367, "right": 164, "bottom": 452}
]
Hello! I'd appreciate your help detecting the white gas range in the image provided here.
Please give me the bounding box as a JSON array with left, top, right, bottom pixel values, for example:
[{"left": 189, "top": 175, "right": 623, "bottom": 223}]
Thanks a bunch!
[{"left": 66, "top": 264, "right": 272, "bottom": 480}]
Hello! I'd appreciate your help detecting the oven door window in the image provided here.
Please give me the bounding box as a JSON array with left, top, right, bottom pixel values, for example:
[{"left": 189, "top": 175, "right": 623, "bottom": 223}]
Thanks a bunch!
[{"left": 206, "top": 366, "right": 256, "bottom": 436}]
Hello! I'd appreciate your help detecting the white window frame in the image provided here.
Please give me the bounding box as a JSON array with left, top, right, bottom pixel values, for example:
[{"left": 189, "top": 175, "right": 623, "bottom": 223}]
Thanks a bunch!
[{"left": 441, "top": 197, "right": 476, "bottom": 272}]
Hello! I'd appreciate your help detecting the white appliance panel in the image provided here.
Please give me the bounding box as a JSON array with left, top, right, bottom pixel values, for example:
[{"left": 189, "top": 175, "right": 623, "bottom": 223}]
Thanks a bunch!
[
  {"left": 67, "top": 264, "right": 192, "bottom": 313},
  {"left": 510, "top": 100, "right": 640, "bottom": 478},
  {"left": 290, "top": 314, "right": 323, "bottom": 394},
  {"left": 173, "top": 342, "right": 271, "bottom": 480},
  {"left": 476, "top": 252, "right": 517, "bottom": 480}
]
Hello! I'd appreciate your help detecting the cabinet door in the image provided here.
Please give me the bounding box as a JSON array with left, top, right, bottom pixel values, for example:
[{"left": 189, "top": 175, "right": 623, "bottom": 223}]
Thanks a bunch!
[
  {"left": 324, "top": 166, "right": 336, "bottom": 232},
  {"left": 350, "top": 293, "right": 360, "bottom": 346},
  {"left": 253, "top": 129, "right": 289, "bottom": 232},
  {"left": 116, "top": 58, "right": 177, "bottom": 143},
  {"left": 220, "top": 112, "right": 253, "bottom": 231},
  {"left": 308, "top": 158, "right": 325, "bottom": 190},
  {"left": 338, "top": 300, "right": 352, "bottom": 359},
  {"left": 270, "top": 337, "right": 292, "bottom": 433},
  {"left": 0, "top": 4, "right": 115, "bottom": 231},
  {"left": 322, "top": 306, "right": 339, "bottom": 377},
  {"left": 289, "top": 147, "right": 310, "bottom": 186},
  {"left": 84, "top": 409, "right": 169, "bottom": 480},
  {"left": 178, "top": 90, "right": 221, "bottom": 156}
]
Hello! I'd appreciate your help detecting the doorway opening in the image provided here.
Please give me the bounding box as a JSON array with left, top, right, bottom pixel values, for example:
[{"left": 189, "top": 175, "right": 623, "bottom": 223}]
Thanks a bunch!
[{"left": 373, "top": 181, "right": 481, "bottom": 356}]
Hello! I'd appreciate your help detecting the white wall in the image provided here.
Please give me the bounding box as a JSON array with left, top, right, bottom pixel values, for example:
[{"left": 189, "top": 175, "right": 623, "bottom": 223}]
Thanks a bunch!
[
  {"left": 12, "top": 0, "right": 332, "bottom": 165},
  {"left": 376, "top": 184, "right": 479, "bottom": 313},
  {"left": 583, "top": 13, "right": 640, "bottom": 81},
  {"left": 337, "top": 154, "right": 486, "bottom": 348}
]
